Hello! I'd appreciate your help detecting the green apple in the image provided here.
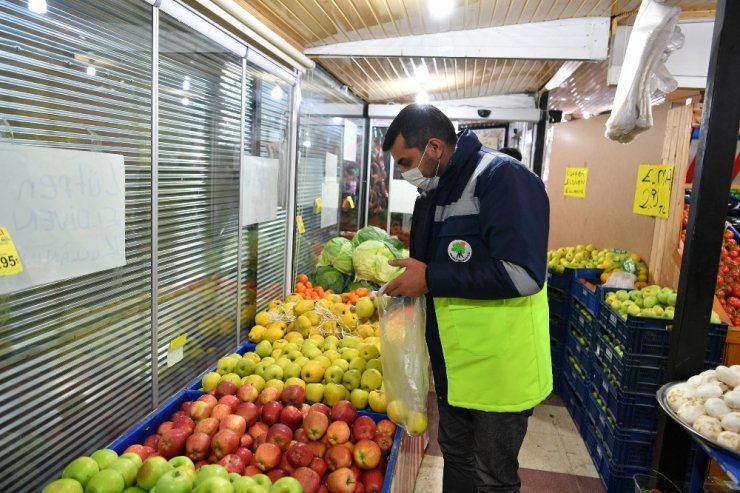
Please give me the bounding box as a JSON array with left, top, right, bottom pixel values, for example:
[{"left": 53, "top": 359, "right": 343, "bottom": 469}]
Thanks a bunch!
[
  {"left": 387, "top": 400, "right": 408, "bottom": 424},
  {"left": 324, "top": 365, "right": 345, "bottom": 384},
  {"left": 360, "top": 369, "right": 383, "bottom": 391},
  {"left": 194, "top": 465, "right": 230, "bottom": 486},
  {"left": 305, "top": 347, "right": 323, "bottom": 360},
  {"left": 252, "top": 474, "right": 272, "bottom": 490},
  {"left": 265, "top": 379, "right": 285, "bottom": 392},
  {"left": 342, "top": 369, "right": 362, "bottom": 391},
  {"left": 255, "top": 341, "right": 273, "bottom": 358},
  {"left": 105, "top": 458, "right": 138, "bottom": 487},
  {"left": 667, "top": 293, "right": 677, "bottom": 306},
  {"left": 243, "top": 352, "right": 261, "bottom": 364},
  {"left": 324, "top": 382, "right": 347, "bottom": 406},
  {"left": 365, "top": 359, "right": 382, "bottom": 374},
  {"left": 62, "top": 457, "right": 99, "bottom": 487},
  {"left": 301, "top": 341, "right": 318, "bottom": 356},
  {"left": 137, "top": 456, "right": 172, "bottom": 490},
  {"left": 243, "top": 374, "right": 266, "bottom": 392},
  {"left": 235, "top": 358, "right": 256, "bottom": 377},
  {"left": 283, "top": 362, "right": 301, "bottom": 379},
  {"left": 263, "top": 364, "right": 284, "bottom": 381},
  {"left": 626, "top": 304, "right": 641, "bottom": 316},
  {"left": 90, "top": 449, "right": 119, "bottom": 470},
  {"left": 168, "top": 457, "right": 194, "bottom": 470},
  {"left": 269, "top": 476, "right": 302, "bottom": 492},
  {"left": 350, "top": 388, "right": 369, "bottom": 409},
  {"left": 359, "top": 344, "right": 380, "bottom": 360},
  {"left": 285, "top": 377, "right": 305, "bottom": 389},
  {"left": 301, "top": 360, "right": 325, "bottom": 383},
  {"left": 287, "top": 350, "right": 303, "bottom": 361},
  {"left": 333, "top": 359, "right": 349, "bottom": 372},
  {"left": 324, "top": 335, "right": 340, "bottom": 347},
  {"left": 260, "top": 357, "right": 276, "bottom": 366},
  {"left": 322, "top": 349, "right": 341, "bottom": 362},
  {"left": 193, "top": 476, "right": 234, "bottom": 493},
  {"left": 217, "top": 356, "right": 239, "bottom": 375},
  {"left": 275, "top": 357, "right": 292, "bottom": 370},
  {"left": 120, "top": 453, "right": 143, "bottom": 469},
  {"left": 42, "top": 479, "right": 83, "bottom": 493},
  {"left": 221, "top": 373, "right": 242, "bottom": 386},
  {"left": 368, "top": 390, "right": 387, "bottom": 413},
  {"left": 271, "top": 349, "right": 283, "bottom": 359},
  {"left": 283, "top": 343, "right": 299, "bottom": 354},
  {"left": 123, "top": 487, "right": 146, "bottom": 493},
  {"left": 348, "top": 357, "right": 366, "bottom": 372},
  {"left": 254, "top": 363, "right": 268, "bottom": 380},
  {"left": 340, "top": 348, "right": 360, "bottom": 361},
  {"left": 341, "top": 336, "right": 361, "bottom": 349},
  {"left": 355, "top": 297, "right": 375, "bottom": 318},
  {"left": 272, "top": 339, "right": 288, "bottom": 351},
  {"left": 156, "top": 468, "right": 194, "bottom": 493},
  {"left": 231, "top": 476, "right": 259, "bottom": 493},
  {"left": 305, "top": 383, "right": 325, "bottom": 403},
  {"left": 86, "top": 469, "right": 125, "bottom": 493},
  {"left": 294, "top": 356, "right": 309, "bottom": 368}
]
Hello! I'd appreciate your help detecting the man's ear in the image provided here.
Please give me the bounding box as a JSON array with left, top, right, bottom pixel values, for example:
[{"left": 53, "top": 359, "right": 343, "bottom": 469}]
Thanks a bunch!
[{"left": 427, "top": 138, "right": 446, "bottom": 159}]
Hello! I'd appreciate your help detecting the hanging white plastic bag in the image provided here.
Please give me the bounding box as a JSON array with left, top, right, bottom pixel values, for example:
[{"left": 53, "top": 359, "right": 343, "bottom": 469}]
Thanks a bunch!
[
  {"left": 605, "top": 0, "right": 684, "bottom": 143},
  {"left": 377, "top": 289, "right": 430, "bottom": 436},
  {"left": 602, "top": 271, "right": 637, "bottom": 289}
]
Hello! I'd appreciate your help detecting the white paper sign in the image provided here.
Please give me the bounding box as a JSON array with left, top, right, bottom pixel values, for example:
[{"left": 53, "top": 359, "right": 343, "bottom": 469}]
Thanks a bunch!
[
  {"left": 389, "top": 179, "right": 419, "bottom": 214},
  {"left": 242, "top": 155, "right": 279, "bottom": 226},
  {"left": 321, "top": 178, "right": 340, "bottom": 228},
  {"left": 343, "top": 119, "right": 357, "bottom": 163},
  {"left": 325, "top": 152, "right": 338, "bottom": 180},
  {"left": 0, "top": 143, "right": 126, "bottom": 295}
]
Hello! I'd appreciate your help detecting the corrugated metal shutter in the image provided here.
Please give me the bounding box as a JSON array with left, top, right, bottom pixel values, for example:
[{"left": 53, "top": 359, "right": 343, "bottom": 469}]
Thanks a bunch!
[
  {"left": 155, "top": 12, "right": 243, "bottom": 401},
  {"left": 0, "top": 1, "right": 153, "bottom": 491}
]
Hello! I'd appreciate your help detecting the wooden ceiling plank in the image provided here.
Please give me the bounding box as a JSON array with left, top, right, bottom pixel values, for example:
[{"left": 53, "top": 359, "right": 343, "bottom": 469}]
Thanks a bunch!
[
  {"left": 309, "top": 0, "right": 354, "bottom": 43},
  {"left": 279, "top": 0, "right": 336, "bottom": 42},
  {"left": 344, "top": 1, "right": 373, "bottom": 39},
  {"left": 381, "top": 0, "right": 403, "bottom": 37},
  {"left": 357, "top": 57, "right": 393, "bottom": 100},
  {"left": 502, "top": 0, "right": 515, "bottom": 25},
  {"left": 398, "top": 0, "right": 416, "bottom": 35},
  {"left": 319, "top": 60, "right": 369, "bottom": 100},
  {"left": 364, "top": 0, "right": 390, "bottom": 38},
  {"left": 530, "top": 0, "right": 546, "bottom": 22},
  {"left": 325, "top": 0, "right": 359, "bottom": 42},
  {"left": 269, "top": 0, "right": 328, "bottom": 44},
  {"left": 489, "top": 0, "right": 500, "bottom": 26},
  {"left": 386, "top": 57, "right": 404, "bottom": 81},
  {"left": 348, "top": 58, "right": 384, "bottom": 100},
  {"left": 478, "top": 59, "right": 489, "bottom": 97},
  {"left": 246, "top": 0, "right": 312, "bottom": 46}
]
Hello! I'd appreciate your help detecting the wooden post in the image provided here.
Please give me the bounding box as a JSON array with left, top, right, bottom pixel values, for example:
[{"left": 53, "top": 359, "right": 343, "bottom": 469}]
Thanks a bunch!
[{"left": 648, "top": 104, "right": 693, "bottom": 288}]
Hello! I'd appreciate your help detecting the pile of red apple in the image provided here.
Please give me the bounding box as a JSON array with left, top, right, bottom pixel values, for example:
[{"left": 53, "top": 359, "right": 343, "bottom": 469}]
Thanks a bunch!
[{"left": 123, "top": 380, "right": 395, "bottom": 493}]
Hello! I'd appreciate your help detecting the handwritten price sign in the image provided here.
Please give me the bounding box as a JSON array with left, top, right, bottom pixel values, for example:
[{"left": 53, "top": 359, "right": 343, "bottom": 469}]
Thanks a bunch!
[
  {"left": 0, "top": 227, "right": 23, "bottom": 276},
  {"left": 633, "top": 164, "right": 674, "bottom": 218},
  {"left": 564, "top": 167, "right": 588, "bottom": 198}
]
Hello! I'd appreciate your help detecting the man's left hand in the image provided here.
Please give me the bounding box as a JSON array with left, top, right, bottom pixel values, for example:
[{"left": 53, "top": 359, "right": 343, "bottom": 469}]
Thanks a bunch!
[{"left": 383, "top": 258, "right": 429, "bottom": 297}]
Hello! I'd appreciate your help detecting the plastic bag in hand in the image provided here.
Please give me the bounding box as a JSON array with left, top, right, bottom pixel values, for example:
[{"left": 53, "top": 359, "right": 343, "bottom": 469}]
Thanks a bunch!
[{"left": 377, "top": 291, "right": 430, "bottom": 436}]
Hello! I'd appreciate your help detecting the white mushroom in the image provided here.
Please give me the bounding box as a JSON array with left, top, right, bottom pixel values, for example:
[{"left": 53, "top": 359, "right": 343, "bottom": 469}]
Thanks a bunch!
[
  {"left": 705, "top": 397, "right": 731, "bottom": 419},
  {"left": 687, "top": 375, "right": 703, "bottom": 387},
  {"left": 667, "top": 384, "right": 695, "bottom": 412},
  {"left": 721, "top": 412, "right": 740, "bottom": 433},
  {"left": 678, "top": 402, "right": 706, "bottom": 425},
  {"left": 695, "top": 382, "right": 724, "bottom": 401},
  {"left": 718, "top": 431, "right": 740, "bottom": 451},
  {"left": 693, "top": 415, "right": 722, "bottom": 441},
  {"left": 724, "top": 390, "right": 740, "bottom": 410},
  {"left": 716, "top": 366, "right": 740, "bottom": 388}
]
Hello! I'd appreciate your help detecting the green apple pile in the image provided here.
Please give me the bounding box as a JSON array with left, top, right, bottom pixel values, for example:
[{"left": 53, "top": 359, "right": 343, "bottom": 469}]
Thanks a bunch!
[
  {"left": 547, "top": 245, "right": 648, "bottom": 282},
  {"left": 201, "top": 335, "right": 387, "bottom": 413},
  {"left": 43, "top": 449, "right": 302, "bottom": 493},
  {"left": 604, "top": 285, "right": 722, "bottom": 323},
  {"left": 566, "top": 353, "right": 587, "bottom": 381},
  {"left": 590, "top": 389, "right": 616, "bottom": 428}
]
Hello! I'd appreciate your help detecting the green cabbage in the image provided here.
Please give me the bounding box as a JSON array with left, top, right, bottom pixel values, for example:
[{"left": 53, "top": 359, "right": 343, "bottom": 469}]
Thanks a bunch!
[
  {"left": 317, "top": 237, "right": 354, "bottom": 275},
  {"left": 352, "top": 240, "right": 403, "bottom": 284},
  {"left": 311, "top": 266, "right": 350, "bottom": 293},
  {"left": 347, "top": 279, "right": 380, "bottom": 292},
  {"left": 351, "top": 226, "right": 389, "bottom": 247}
]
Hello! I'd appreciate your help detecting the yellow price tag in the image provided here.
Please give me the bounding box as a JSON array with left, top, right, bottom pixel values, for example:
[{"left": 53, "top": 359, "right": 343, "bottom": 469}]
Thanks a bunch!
[
  {"left": 167, "top": 334, "right": 187, "bottom": 368},
  {"left": 347, "top": 196, "right": 355, "bottom": 209},
  {"left": 633, "top": 163, "right": 674, "bottom": 218},
  {"left": 0, "top": 227, "right": 23, "bottom": 276},
  {"left": 564, "top": 167, "right": 588, "bottom": 198},
  {"left": 296, "top": 215, "right": 305, "bottom": 234},
  {"left": 314, "top": 198, "right": 322, "bottom": 214}
]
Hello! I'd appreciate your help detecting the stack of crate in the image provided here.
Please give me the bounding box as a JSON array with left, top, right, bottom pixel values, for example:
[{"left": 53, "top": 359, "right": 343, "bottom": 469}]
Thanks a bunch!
[
  {"left": 583, "top": 289, "right": 729, "bottom": 492},
  {"left": 547, "top": 269, "right": 572, "bottom": 396}
]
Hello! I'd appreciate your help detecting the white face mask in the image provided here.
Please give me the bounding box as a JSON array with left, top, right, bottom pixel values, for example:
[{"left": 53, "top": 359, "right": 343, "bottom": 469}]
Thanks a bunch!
[{"left": 401, "top": 144, "right": 440, "bottom": 191}]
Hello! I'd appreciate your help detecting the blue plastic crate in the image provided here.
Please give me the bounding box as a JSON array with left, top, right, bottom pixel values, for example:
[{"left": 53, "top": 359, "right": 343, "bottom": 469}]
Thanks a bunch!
[
  {"left": 602, "top": 412, "right": 655, "bottom": 468},
  {"left": 599, "top": 299, "right": 727, "bottom": 361},
  {"left": 550, "top": 315, "right": 567, "bottom": 343},
  {"left": 570, "top": 300, "right": 597, "bottom": 348},
  {"left": 563, "top": 378, "right": 585, "bottom": 433},
  {"left": 565, "top": 325, "right": 591, "bottom": 375},
  {"left": 548, "top": 289, "right": 570, "bottom": 322},
  {"left": 591, "top": 359, "right": 658, "bottom": 430},
  {"left": 551, "top": 337, "right": 565, "bottom": 369},
  {"left": 109, "top": 389, "right": 402, "bottom": 493},
  {"left": 564, "top": 348, "right": 590, "bottom": 406},
  {"left": 593, "top": 328, "right": 665, "bottom": 393},
  {"left": 571, "top": 271, "right": 603, "bottom": 317},
  {"left": 188, "top": 341, "right": 258, "bottom": 391},
  {"left": 547, "top": 268, "right": 573, "bottom": 294}
]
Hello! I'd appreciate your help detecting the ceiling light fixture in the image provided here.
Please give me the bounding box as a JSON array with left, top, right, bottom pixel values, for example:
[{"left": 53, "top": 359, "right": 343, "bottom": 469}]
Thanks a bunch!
[
  {"left": 28, "top": 0, "right": 47, "bottom": 14},
  {"left": 414, "top": 63, "right": 429, "bottom": 78},
  {"left": 544, "top": 61, "right": 583, "bottom": 91},
  {"left": 583, "top": 113, "right": 592, "bottom": 120},
  {"left": 181, "top": 97, "right": 190, "bottom": 106},
  {"left": 415, "top": 91, "right": 430, "bottom": 104},
  {"left": 182, "top": 76, "right": 191, "bottom": 91},
  {"left": 303, "top": 139, "right": 311, "bottom": 148},
  {"left": 86, "top": 65, "right": 96, "bottom": 76},
  {"left": 428, "top": 0, "right": 454, "bottom": 19},
  {"left": 270, "top": 84, "right": 283, "bottom": 100},
  {"left": 332, "top": 117, "right": 342, "bottom": 124}
]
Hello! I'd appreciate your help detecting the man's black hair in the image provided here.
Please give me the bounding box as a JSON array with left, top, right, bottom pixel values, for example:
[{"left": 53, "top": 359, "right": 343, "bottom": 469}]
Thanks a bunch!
[
  {"left": 382, "top": 104, "right": 457, "bottom": 152},
  {"left": 498, "top": 147, "right": 523, "bottom": 161}
]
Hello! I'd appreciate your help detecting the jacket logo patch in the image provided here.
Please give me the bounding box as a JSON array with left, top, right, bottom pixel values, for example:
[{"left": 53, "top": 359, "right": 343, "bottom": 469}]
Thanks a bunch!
[{"left": 448, "top": 240, "right": 472, "bottom": 262}]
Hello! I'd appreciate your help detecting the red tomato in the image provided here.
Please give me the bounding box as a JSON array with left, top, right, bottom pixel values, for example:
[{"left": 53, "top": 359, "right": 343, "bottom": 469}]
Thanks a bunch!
[
  {"left": 733, "top": 316, "right": 740, "bottom": 327},
  {"left": 725, "top": 230, "right": 735, "bottom": 239},
  {"left": 729, "top": 239, "right": 738, "bottom": 246},
  {"left": 728, "top": 297, "right": 740, "bottom": 308}
]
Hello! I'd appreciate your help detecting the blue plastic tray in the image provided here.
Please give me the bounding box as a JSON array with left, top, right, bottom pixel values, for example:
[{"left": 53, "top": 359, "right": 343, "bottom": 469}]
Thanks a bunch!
[
  {"left": 550, "top": 315, "right": 567, "bottom": 343},
  {"left": 571, "top": 271, "right": 603, "bottom": 317},
  {"left": 563, "top": 350, "right": 590, "bottom": 414},
  {"left": 563, "top": 377, "right": 585, "bottom": 434},
  {"left": 591, "top": 359, "right": 658, "bottom": 430},
  {"left": 565, "top": 324, "right": 591, "bottom": 373},
  {"left": 109, "top": 388, "right": 401, "bottom": 493},
  {"left": 570, "top": 300, "right": 597, "bottom": 348},
  {"left": 547, "top": 289, "right": 570, "bottom": 322}
]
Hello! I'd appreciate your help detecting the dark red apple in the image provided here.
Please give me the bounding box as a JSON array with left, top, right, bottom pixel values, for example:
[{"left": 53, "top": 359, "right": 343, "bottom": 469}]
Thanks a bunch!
[
  {"left": 215, "top": 380, "right": 238, "bottom": 398},
  {"left": 262, "top": 400, "right": 284, "bottom": 426},
  {"left": 211, "top": 403, "right": 232, "bottom": 421},
  {"left": 327, "top": 467, "right": 357, "bottom": 493},
  {"left": 294, "top": 466, "right": 322, "bottom": 493},
  {"left": 172, "top": 415, "right": 196, "bottom": 435},
  {"left": 267, "top": 468, "right": 288, "bottom": 483},
  {"left": 254, "top": 442, "right": 282, "bottom": 471},
  {"left": 158, "top": 428, "right": 189, "bottom": 458},
  {"left": 301, "top": 403, "right": 312, "bottom": 418},
  {"left": 286, "top": 441, "right": 314, "bottom": 468},
  {"left": 157, "top": 421, "right": 174, "bottom": 434},
  {"left": 237, "top": 383, "right": 259, "bottom": 403},
  {"left": 245, "top": 465, "right": 261, "bottom": 476},
  {"left": 354, "top": 482, "right": 365, "bottom": 493},
  {"left": 248, "top": 422, "right": 269, "bottom": 440},
  {"left": 218, "top": 453, "right": 245, "bottom": 474},
  {"left": 240, "top": 433, "right": 254, "bottom": 450},
  {"left": 258, "top": 387, "right": 282, "bottom": 405},
  {"left": 254, "top": 433, "right": 268, "bottom": 449},
  {"left": 143, "top": 434, "right": 160, "bottom": 450},
  {"left": 220, "top": 414, "right": 247, "bottom": 436},
  {"left": 309, "top": 456, "right": 328, "bottom": 478},
  {"left": 376, "top": 420, "right": 396, "bottom": 437},
  {"left": 235, "top": 447, "right": 253, "bottom": 466},
  {"left": 194, "top": 460, "right": 208, "bottom": 470},
  {"left": 211, "top": 428, "right": 240, "bottom": 459},
  {"left": 294, "top": 428, "right": 310, "bottom": 443},
  {"left": 124, "top": 444, "right": 155, "bottom": 462},
  {"left": 279, "top": 453, "right": 295, "bottom": 475},
  {"left": 186, "top": 432, "right": 212, "bottom": 461},
  {"left": 180, "top": 401, "right": 194, "bottom": 415},
  {"left": 171, "top": 410, "right": 187, "bottom": 421},
  {"left": 280, "top": 406, "right": 304, "bottom": 430},
  {"left": 194, "top": 417, "right": 220, "bottom": 437},
  {"left": 219, "top": 394, "right": 241, "bottom": 413},
  {"left": 329, "top": 401, "right": 357, "bottom": 425},
  {"left": 318, "top": 486, "right": 329, "bottom": 493},
  {"left": 236, "top": 402, "right": 260, "bottom": 427},
  {"left": 281, "top": 385, "right": 306, "bottom": 407},
  {"left": 267, "top": 423, "right": 293, "bottom": 451},
  {"left": 310, "top": 403, "right": 331, "bottom": 417},
  {"left": 307, "top": 441, "right": 327, "bottom": 459},
  {"left": 362, "top": 469, "right": 384, "bottom": 493},
  {"left": 325, "top": 444, "right": 353, "bottom": 472},
  {"left": 351, "top": 416, "right": 376, "bottom": 441}
]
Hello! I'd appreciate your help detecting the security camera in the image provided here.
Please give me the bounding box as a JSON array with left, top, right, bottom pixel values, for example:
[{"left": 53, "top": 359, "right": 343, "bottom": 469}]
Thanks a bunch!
[{"left": 477, "top": 109, "right": 491, "bottom": 118}]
